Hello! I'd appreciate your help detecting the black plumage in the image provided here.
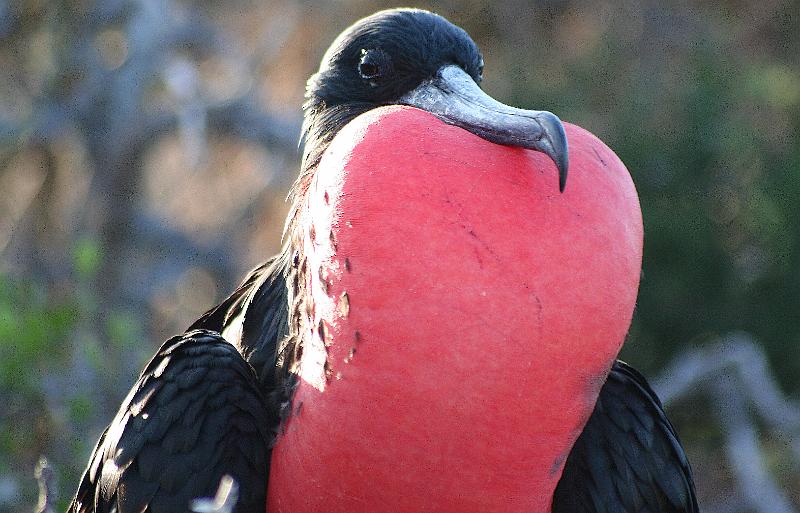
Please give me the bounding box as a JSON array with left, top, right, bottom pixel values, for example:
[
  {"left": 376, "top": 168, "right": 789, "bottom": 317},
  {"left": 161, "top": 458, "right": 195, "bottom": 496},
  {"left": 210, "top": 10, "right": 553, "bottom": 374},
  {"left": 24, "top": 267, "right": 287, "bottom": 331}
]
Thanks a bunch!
[
  {"left": 70, "top": 8, "right": 697, "bottom": 513},
  {"left": 68, "top": 331, "right": 271, "bottom": 513}
]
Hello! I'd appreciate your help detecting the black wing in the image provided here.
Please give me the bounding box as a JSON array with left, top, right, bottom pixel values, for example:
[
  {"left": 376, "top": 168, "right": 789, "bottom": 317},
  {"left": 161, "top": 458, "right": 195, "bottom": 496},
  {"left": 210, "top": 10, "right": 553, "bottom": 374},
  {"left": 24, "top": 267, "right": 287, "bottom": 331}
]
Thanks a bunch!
[
  {"left": 68, "top": 330, "right": 271, "bottom": 513},
  {"left": 190, "top": 254, "right": 291, "bottom": 395},
  {"left": 552, "top": 360, "right": 699, "bottom": 513}
]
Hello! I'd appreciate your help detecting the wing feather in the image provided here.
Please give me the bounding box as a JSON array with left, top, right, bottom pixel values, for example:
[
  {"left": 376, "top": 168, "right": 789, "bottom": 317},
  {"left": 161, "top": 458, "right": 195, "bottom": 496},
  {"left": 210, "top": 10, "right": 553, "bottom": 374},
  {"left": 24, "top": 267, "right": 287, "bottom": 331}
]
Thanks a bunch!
[{"left": 552, "top": 360, "right": 699, "bottom": 513}]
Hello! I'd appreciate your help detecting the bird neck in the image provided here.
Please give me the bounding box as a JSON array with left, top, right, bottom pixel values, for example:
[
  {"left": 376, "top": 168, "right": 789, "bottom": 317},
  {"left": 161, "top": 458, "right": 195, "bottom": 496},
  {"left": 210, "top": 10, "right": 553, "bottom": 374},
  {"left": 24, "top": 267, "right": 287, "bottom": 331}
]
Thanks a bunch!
[{"left": 284, "top": 97, "right": 374, "bottom": 239}]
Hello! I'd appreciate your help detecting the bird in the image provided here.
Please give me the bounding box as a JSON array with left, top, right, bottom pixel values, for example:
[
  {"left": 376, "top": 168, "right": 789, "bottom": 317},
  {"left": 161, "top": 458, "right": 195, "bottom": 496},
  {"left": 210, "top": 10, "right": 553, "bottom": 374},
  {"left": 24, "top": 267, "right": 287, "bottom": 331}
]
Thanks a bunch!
[{"left": 68, "top": 8, "right": 698, "bottom": 513}]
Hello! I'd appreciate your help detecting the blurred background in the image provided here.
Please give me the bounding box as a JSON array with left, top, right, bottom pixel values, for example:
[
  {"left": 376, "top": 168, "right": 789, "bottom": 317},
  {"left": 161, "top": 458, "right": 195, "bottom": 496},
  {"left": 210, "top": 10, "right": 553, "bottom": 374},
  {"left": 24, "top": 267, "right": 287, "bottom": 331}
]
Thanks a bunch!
[{"left": 1, "top": 0, "right": 798, "bottom": 511}]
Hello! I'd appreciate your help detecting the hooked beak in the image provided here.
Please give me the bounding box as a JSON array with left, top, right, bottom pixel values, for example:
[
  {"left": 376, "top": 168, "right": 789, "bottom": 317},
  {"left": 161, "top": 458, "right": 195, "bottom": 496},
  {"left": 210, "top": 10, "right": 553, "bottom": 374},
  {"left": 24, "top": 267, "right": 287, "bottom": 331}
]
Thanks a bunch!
[{"left": 398, "top": 65, "right": 569, "bottom": 192}]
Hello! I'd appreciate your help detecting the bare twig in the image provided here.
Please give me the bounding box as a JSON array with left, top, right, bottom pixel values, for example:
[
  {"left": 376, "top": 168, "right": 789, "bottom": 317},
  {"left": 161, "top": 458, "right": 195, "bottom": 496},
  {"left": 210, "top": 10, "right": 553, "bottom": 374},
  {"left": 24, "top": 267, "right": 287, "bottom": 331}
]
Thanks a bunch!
[
  {"left": 34, "top": 457, "right": 56, "bottom": 513},
  {"left": 654, "top": 332, "right": 800, "bottom": 455},
  {"left": 653, "top": 332, "right": 800, "bottom": 513},
  {"left": 190, "top": 475, "right": 239, "bottom": 513}
]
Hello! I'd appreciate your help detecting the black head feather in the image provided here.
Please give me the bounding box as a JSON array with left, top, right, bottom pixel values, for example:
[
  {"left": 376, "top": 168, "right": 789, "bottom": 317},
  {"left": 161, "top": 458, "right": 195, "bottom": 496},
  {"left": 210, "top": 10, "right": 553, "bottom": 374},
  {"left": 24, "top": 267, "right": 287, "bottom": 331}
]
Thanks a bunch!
[{"left": 299, "top": 9, "right": 484, "bottom": 180}]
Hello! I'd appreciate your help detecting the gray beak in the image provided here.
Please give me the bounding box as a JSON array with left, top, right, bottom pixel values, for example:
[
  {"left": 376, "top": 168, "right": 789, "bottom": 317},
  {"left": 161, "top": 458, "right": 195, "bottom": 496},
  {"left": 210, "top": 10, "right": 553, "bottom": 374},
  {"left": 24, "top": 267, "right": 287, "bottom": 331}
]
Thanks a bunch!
[{"left": 399, "top": 65, "right": 569, "bottom": 192}]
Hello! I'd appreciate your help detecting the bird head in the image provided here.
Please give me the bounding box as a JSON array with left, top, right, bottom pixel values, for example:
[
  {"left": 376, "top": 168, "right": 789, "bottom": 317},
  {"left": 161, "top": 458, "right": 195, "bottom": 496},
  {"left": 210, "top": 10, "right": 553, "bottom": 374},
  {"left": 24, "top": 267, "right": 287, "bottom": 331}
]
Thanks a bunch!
[{"left": 301, "top": 8, "right": 568, "bottom": 192}]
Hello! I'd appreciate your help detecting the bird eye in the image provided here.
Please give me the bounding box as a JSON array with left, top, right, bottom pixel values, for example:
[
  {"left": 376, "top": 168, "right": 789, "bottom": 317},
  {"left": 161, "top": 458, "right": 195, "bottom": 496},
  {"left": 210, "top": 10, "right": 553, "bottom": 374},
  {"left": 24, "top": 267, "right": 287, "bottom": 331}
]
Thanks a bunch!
[
  {"left": 359, "top": 62, "right": 380, "bottom": 78},
  {"left": 358, "top": 49, "right": 392, "bottom": 82}
]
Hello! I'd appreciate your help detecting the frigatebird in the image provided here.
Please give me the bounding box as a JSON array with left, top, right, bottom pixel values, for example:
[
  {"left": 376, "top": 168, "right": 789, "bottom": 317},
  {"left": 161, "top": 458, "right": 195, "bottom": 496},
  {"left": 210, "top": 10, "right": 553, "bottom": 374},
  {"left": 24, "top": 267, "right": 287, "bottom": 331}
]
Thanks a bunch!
[{"left": 69, "top": 8, "right": 698, "bottom": 513}]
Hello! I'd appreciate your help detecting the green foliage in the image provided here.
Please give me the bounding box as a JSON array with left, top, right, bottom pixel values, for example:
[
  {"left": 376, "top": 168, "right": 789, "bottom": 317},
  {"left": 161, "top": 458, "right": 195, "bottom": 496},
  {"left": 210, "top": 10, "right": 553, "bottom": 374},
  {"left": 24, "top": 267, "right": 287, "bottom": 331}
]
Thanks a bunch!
[
  {"left": 619, "top": 46, "right": 800, "bottom": 391},
  {"left": 72, "top": 237, "right": 102, "bottom": 280},
  {"left": 0, "top": 276, "right": 79, "bottom": 390},
  {"left": 0, "top": 236, "right": 148, "bottom": 510}
]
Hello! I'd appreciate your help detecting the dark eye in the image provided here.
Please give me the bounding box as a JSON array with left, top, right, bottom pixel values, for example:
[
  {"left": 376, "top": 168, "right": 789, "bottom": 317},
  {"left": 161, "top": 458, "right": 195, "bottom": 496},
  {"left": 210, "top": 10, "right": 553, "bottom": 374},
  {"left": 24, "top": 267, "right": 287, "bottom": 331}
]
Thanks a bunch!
[
  {"left": 359, "top": 49, "right": 392, "bottom": 82},
  {"left": 359, "top": 61, "right": 379, "bottom": 78},
  {"left": 477, "top": 58, "right": 484, "bottom": 80}
]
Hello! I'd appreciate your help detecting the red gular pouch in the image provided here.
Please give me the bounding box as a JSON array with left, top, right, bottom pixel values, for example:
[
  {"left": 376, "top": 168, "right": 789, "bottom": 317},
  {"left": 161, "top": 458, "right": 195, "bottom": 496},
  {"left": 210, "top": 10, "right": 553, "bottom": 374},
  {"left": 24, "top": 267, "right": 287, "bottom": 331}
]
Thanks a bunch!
[{"left": 268, "top": 105, "right": 643, "bottom": 513}]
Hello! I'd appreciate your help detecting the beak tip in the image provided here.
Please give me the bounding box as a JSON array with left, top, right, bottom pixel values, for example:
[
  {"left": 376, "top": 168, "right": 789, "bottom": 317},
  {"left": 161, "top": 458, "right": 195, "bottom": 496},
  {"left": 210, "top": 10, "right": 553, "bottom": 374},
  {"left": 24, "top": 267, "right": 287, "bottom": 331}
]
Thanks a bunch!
[
  {"left": 558, "top": 159, "right": 568, "bottom": 193},
  {"left": 535, "top": 112, "right": 569, "bottom": 194}
]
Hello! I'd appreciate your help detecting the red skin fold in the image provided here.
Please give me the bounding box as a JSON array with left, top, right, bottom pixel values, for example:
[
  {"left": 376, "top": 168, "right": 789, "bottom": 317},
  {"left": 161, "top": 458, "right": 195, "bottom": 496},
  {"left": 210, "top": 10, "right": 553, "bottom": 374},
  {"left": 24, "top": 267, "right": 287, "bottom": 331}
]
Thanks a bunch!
[{"left": 267, "top": 106, "right": 643, "bottom": 513}]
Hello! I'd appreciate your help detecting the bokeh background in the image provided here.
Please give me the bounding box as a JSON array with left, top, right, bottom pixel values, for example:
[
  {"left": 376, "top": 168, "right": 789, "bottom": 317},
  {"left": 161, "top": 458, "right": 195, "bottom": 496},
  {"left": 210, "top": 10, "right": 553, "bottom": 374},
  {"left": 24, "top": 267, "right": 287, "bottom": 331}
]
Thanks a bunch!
[{"left": 1, "top": 0, "right": 799, "bottom": 511}]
